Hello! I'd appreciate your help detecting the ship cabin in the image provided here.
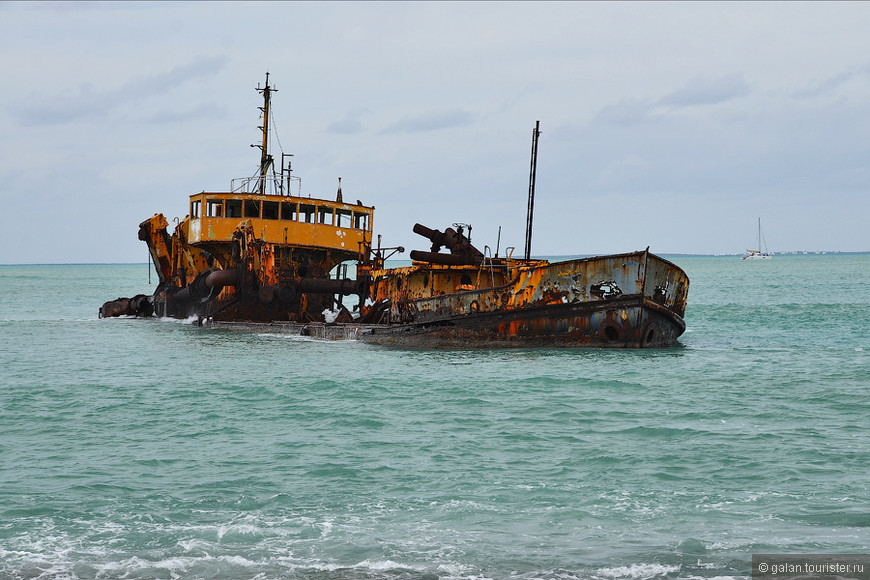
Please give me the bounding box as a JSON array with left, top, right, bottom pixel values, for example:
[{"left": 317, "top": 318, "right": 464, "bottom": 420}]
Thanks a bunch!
[{"left": 186, "top": 190, "right": 374, "bottom": 262}]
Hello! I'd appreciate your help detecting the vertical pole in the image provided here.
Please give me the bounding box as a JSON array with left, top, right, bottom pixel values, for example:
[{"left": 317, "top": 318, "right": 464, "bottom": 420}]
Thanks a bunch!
[
  {"left": 758, "top": 217, "right": 762, "bottom": 252},
  {"left": 256, "top": 72, "right": 277, "bottom": 194},
  {"left": 524, "top": 121, "right": 541, "bottom": 261},
  {"left": 260, "top": 74, "right": 270, "bottom": 193}
]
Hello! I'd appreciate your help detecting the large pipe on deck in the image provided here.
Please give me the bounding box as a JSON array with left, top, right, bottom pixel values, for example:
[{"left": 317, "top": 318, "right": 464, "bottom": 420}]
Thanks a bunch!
[
  {"left": 413, "top": 223, "right": 474, "bottom": 253},
  {"left": 413, "top": 223, "right": 442, "bottom": 250},
  {"left": 172, "top": 267, "right": 240, "bottom": 304},
  {"left": 205, "top": 268, "right": 240, "bottom": 289},
  {"left": 412, "top": 223, "right": 485, "bottom": 265}
]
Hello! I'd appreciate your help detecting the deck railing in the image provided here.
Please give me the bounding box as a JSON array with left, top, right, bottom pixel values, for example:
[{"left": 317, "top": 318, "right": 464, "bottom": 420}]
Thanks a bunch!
[{"left": 230, "top": 174, "right": 302, "bottom": 196}]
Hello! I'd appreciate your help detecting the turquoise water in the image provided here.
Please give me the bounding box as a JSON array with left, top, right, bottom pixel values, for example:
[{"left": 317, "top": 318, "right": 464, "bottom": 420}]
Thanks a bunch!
[{"left": 1, "top": 255, "right": 869, "bottom": 580}]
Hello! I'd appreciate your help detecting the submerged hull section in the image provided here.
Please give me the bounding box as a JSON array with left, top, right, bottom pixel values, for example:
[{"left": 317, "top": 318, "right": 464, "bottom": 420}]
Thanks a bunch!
[
  {"left": 360, "top": 295, "right": 683, "bottom": 348},
  {"left": 207, "top": 250, "right": 689, "bottom": 349},
  {"left": 363, "top": 250, "right": 687, "bottom": 348}
]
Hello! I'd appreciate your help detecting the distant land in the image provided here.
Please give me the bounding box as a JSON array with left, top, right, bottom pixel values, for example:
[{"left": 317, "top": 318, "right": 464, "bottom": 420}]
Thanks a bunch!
[
  {"left": 1, "top": 251, "right": 869, "bottom": 267},
  {"left": 668, "top": 251, "right": 870, "bottom": 257},
  {"left": 546, "top": 250, "right": 870, "bottom": 258}
]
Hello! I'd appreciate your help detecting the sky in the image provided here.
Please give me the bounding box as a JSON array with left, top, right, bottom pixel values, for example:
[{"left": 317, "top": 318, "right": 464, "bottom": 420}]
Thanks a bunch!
[{"left": 2, "top": 1, "right": 869, "bottom": 264}]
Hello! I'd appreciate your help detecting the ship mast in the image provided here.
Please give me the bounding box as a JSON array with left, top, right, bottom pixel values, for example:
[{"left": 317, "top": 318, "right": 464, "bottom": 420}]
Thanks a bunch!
[
  {"left": 524, "top": 121, "right": 541, "bottom": 261},
  {"left": 255, "top": 72, "right": 277, "bottom": 194}
]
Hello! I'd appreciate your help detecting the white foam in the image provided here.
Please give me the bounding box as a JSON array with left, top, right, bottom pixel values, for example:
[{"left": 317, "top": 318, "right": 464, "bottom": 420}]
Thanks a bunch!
[
  {"left": 216, "top": 522, "right": 260, "bottom": 540},
  {"left": 436, "top": 562, "right": 479, "bottom": 577},
  {"left": 356, "top": 558, "right": 425, "bottom": 572},
  {"left": 257, "top": 332, "right": 358, "bottom": 344},
  {"left": 155, "top": 314, "right": 201, "bottom": 325},
  {"left": 596, "top": 563, "right": 681, "bottom": 579}
]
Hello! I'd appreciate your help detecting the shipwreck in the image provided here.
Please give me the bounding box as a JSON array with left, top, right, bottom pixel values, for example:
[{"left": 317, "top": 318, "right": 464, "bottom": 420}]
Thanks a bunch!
[{"left": 101, "top": 74, "right": 689, "bottom": 348}]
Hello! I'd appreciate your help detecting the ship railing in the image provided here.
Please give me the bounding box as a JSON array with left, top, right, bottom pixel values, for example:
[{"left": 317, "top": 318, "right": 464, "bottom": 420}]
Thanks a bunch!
[
  {"left": 231, "top": 174, "right": 301, "bottom": 197},
  {"left": 481, "top": 246, "right": 498, "bottom": 288}
]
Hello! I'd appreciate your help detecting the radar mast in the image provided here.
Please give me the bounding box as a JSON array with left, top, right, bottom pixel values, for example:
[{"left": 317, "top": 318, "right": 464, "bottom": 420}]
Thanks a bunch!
[{"left": 255, "top": 72, "right": 277, "bottom": 194}]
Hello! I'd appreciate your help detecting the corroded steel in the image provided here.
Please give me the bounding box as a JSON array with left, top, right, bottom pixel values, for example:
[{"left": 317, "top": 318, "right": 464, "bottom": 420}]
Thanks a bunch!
[
  {"left": 99, "top": 294, "right": 153, "bottom": 318},
  {"left": 107, "top": 208, "right": 689, "bottom": 347},
  {"left": 138, "top": 214, "right": 172, "bottom": 285},
  {"left": 107, "top": 213, "right": 690, "bottom": 346},
  {"left": 364, "top": 249, "right": 688, "bottom": 348},
  {"left": 409, "top": 223, "right": 484, "bottom": 265},
  {"left": 100, "top": 74, "right": 377, "bottom": 324},
  {"left": 100, "top": 74, "right": 689, "bottom": 347}
]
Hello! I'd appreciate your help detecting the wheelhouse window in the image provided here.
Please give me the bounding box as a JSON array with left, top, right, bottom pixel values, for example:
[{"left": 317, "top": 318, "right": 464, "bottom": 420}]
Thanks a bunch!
[
  {"left": 353, "top": 211, "right": 369, "bottom": 231},
  {"left": 317, "top": 207, "right": 334, "bottom": 225},
  {"left": 244, "top": 199, "right": 261, "bottom": 218},
  {"left": 206, "top": 199, "right": 223, "bottom": 218},
  {"left": 336, "top": 209, "right": 353, "bottom": 228},
  {"left": 262, "top": 200, "right": 279, "bottom": 220},
  {"left": 226, "top": 200, "right": 243, "bottom": 218},
  {"left": 190, "top": 200, "right": 201, "bottom": 218},
  {"left": 281, "top": 201, "right": 297, "bottom": 221},
  {"left": 299, "top": 204, "right": 315, "bottom": 223}
]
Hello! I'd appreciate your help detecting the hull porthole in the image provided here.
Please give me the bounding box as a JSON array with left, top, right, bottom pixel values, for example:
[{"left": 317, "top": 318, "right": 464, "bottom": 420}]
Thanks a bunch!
[
  {"left": 642, "top": 325, "right": 657, "bottom": 347},
  {"left": 601, "top": 320, "right": 625, "bottom": 343}
]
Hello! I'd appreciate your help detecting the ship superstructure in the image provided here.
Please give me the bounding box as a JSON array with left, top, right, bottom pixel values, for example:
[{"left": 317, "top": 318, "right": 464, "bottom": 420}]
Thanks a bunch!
[{"left": 104, "top": 74, "right": 374, "bottom": 323}]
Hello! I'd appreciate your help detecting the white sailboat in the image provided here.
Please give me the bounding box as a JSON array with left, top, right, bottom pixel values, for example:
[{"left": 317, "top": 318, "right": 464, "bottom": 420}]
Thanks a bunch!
[{"left": 742, "top": 218, "right": 772, "bottom": 260}]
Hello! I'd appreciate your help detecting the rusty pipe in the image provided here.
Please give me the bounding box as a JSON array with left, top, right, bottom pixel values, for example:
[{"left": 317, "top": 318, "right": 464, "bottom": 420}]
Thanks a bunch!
[
  {"left": 413, "top": 223, "right": 463, "bottom": 251},
  {"left": 205, "top": 268, "right": 239, "bottom": 289},
  {"left": 173, "top": 267, "right": 240, "bottom": 304},
  {"left": 413, "top": 223, "right": 440, "bottom": 242},
  {"left": 413, "top": 223, "right": 484, "bottom": 259},
  {"left": 99, "top": 294, "right": 153, "bottom": 318}
]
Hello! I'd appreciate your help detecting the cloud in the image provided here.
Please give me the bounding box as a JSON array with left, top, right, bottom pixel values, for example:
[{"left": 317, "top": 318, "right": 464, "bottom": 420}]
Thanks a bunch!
[
  {"left": 326, "top": 107, "right": 371, "bottom": 134},
  {"left": 592, "top": 74, "right": 752, "bottom": 127},
  {"left": 594, "top": 98, "right": 655, "bottom": 126},
  {"left": 793, "top": 61, "right": 870, "bottom": 99},
  {"left": 657, "top": 73, "right": 751, "bottom": 107},
  {"left": 146, "top": 103, "right": 226, "bottom": 124},
  {"left": 14, "top": 55, "right": 229, "bottom": 126},
  {"left": 382, "top": 109, "right": 477, "bottom": 133}
]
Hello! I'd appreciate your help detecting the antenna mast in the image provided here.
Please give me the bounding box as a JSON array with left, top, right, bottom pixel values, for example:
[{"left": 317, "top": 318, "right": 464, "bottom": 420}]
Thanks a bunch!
[
  {"left": 255, "top": 72, "right": 277, "bottom": 194},
  {"left": 524, "top": 120, "right": 541, "bottom": 261}
]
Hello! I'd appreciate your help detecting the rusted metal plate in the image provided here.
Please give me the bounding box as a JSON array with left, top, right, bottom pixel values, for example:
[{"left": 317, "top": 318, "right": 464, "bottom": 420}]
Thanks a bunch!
[
  {"left": 357, "top": 296, "right": 683, "bottom": 348},
  {"left": 364, "top": 250, "right": 688, "bottom": 348},
  {"left": 105, "top": 208, "right": 689, "bottom": 348}
]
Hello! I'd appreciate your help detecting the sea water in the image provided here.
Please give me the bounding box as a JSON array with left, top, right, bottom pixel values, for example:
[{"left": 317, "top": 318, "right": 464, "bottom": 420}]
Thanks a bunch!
[{"left": 1, "top": 255, "right": 869, "bottom": 580}]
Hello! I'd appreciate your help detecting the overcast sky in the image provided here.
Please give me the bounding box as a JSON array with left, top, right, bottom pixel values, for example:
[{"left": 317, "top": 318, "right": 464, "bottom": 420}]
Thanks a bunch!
[{"left": 2, "top": 1, "right": 869, "bottom": 264}]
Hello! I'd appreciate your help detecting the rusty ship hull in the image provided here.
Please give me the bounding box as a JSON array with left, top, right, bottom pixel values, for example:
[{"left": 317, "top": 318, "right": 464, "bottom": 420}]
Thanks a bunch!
[
  {"left": 363, "top": 299, "right": 681, "bottom": 348},
  {"left": 103, "top": 224, "right": 689, "bottom": 349},
  {"left": 100, "top": 75, "right": 689, "bottom": 348},
  {"left": 204, "top": 249, "right": 688, "bottom": 349},
  {"left": 358, "top": 249, "right": 687, "bottom": 348}
]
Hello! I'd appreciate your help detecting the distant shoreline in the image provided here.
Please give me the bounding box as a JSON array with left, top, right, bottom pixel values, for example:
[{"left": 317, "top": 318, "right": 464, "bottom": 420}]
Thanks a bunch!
[{"left": 3, "top": 251, "right": 870, "bottom": 267}]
